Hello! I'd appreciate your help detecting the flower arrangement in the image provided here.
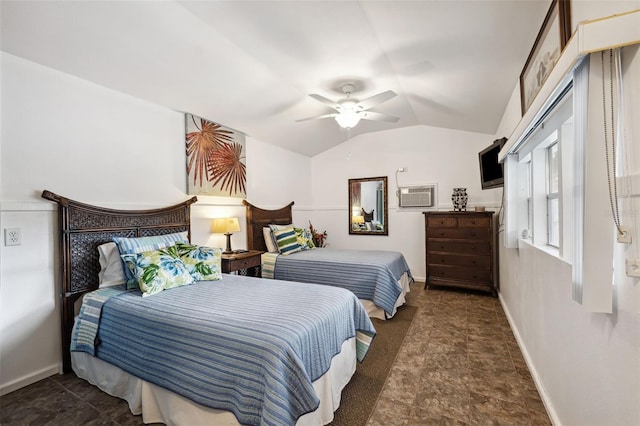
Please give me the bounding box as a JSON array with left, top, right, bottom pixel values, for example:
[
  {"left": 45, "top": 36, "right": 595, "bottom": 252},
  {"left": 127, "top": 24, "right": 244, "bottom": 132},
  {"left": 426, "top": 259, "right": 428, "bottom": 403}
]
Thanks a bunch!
[{"left": 308, "top": 221, "right": 328, "bottom": 248}]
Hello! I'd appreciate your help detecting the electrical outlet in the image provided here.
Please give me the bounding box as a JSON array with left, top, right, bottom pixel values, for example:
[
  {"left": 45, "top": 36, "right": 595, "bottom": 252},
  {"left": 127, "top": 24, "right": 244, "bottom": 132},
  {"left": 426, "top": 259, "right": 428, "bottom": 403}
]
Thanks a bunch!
[
  {"left": 4, "top": 228, "right": 21, "bottom": 246},
  {"left": 617, "top": 226, "right": 632, "bottom": 243},
  {"left": 626, "top": 259, "right": 640, "bottom": 278}
]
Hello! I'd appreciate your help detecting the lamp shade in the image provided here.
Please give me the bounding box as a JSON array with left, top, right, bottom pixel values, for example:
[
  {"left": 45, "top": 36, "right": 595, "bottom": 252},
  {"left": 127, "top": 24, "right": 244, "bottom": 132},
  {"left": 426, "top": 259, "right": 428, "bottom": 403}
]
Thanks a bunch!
[
  {"left": 211, "top": 217, "right": 241, "bottom": 234},
  {"left": 335, "top": 100, "right": 362, "bottom": 129},
  {"left": 352, "top": 215, "right": 365, "bottom": 224},
  {"left": 335, "top": 111, "right": 362, "bottom": 129}
]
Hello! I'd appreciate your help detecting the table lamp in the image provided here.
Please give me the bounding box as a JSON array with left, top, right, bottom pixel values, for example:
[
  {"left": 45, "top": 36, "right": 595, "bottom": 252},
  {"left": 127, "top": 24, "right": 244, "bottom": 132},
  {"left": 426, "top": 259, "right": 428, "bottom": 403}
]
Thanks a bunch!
[{"left": 211, "top": 217, "right": 241, "bottom": 254}]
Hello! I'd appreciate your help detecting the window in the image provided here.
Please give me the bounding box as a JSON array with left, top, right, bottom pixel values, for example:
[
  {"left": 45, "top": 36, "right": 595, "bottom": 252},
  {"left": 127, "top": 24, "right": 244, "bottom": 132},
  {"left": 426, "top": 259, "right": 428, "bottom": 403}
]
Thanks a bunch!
[
  {"left": 509, "top": 87, "right": 573, "bottom": 260},
  {"left": 503, "top": 50, "right": 624, "bottom": 312},
  {"left": 547, "top": 142, "right": 559, "bottom": 247}
]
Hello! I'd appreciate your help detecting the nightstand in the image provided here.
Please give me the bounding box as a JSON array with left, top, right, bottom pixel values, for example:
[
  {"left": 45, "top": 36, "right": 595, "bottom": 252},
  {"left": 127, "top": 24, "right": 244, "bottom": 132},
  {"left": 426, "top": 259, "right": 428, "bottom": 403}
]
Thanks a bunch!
[{"left": 221, "top": 250, "right": 263, "bottom": 277}]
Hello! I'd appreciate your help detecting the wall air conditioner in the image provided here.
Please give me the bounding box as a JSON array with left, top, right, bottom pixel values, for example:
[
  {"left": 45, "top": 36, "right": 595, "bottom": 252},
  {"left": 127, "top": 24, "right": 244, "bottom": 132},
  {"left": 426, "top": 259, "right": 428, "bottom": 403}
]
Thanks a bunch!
[{"left": 398, "top": 185, "right": 435, "bottom": 208}]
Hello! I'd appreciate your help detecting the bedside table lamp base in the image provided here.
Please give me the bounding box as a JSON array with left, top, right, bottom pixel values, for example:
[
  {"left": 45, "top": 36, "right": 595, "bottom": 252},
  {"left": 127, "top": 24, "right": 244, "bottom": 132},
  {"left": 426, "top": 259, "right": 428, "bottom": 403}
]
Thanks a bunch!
[
  {"left": 211, "top": 217, "right": 241, "bottom": 255},
  {"left": 223, "top": 232, "right": 233, "bottom": 254}
]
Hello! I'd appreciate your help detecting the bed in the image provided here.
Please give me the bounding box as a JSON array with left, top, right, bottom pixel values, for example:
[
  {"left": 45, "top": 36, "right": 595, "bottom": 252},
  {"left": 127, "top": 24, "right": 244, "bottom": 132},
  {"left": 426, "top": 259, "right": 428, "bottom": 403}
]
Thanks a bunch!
[
  {"left": 243, "top": 200, "right": 413, "bottom": 320},
  {"left": 41, "top": 190, "right": 376, "bottom": 426}
]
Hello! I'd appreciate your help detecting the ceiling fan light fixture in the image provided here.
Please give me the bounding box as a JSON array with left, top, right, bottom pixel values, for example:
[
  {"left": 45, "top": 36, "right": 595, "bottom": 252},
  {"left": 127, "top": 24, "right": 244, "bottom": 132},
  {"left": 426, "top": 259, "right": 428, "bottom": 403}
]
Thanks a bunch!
[
  {"left": 302, "top": 84, "right": 397, "bottom": 128},
  {"left": 335, "top": 111, "right": 362, "bottom": 128}
]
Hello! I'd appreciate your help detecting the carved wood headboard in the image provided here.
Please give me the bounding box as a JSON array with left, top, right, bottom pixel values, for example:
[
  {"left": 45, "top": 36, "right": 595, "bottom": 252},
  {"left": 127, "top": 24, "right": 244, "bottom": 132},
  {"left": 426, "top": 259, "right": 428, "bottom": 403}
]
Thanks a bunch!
[
  {"left": 41, "top": 190, "right": 197, "bottom": 372},
  {"left": 242, "top": 200, "right": 294, "bottom": 252}
]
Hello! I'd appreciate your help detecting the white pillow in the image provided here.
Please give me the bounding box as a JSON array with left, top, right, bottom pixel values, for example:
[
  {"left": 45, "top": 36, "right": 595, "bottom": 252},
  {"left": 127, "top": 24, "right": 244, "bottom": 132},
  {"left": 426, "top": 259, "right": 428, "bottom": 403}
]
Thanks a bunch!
[
  {"left": 98, "top": 242, "right": 126, "bottom": 288},
  {"left": 263, "top": 227, "right": 278, "bottom": 253}
]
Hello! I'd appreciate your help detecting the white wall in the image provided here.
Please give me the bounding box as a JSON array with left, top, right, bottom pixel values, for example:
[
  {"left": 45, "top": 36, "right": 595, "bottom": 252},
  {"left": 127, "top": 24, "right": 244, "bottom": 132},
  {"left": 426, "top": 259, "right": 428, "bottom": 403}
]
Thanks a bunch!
[
  {"left": 0, "top": 53, "right": 311, "bottom": 394},
  {"left": 310, "top": 125, "right": 502, "bottom": 280},
  {"left": 191, "top": 136, "right": 312, "bottom": 250},
  {"left": 494, "top": 1, "right": 640, "bottom": 424}
]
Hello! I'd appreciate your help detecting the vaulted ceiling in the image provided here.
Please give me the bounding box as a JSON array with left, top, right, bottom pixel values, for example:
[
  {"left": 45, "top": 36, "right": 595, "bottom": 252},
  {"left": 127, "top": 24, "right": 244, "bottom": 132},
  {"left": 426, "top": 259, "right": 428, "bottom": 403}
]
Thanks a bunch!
[{"left": 1, "top": 0, "right": 551, "bottom": 156}]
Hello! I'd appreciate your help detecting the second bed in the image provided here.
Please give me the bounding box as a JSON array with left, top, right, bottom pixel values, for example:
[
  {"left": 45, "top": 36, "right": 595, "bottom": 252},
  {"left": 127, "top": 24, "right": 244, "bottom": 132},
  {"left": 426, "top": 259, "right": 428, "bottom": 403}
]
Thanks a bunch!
[{"left": 244, "top": 200, "right": 413, "bottom": 320}]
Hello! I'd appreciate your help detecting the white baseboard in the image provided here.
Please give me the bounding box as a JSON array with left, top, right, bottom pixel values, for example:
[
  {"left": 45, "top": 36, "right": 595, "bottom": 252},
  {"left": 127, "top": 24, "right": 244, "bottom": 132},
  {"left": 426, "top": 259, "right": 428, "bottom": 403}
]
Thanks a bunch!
[
  {"left": 498, "top": 293, "right": 560, "bottom": 426},
  {"left": 0, "top": 364, "right": 61, "bottom": 396}
]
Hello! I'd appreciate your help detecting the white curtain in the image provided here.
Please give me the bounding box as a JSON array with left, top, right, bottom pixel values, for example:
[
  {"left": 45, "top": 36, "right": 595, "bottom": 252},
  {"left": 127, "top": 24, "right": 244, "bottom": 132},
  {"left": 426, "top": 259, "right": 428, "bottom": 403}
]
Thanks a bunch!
[
  {"left": 503, "top": 154, "right": 519, "bottom": 249},
  {"left": 571, "top": 55, "right": 589, "bottom": 304}
]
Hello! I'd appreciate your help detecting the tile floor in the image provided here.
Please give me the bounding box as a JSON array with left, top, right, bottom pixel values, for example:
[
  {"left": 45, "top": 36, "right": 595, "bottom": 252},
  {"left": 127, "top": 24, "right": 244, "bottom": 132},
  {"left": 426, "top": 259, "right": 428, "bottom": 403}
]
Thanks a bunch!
[
  {"left": 368, "top": 286, "right": 551, "bottom": 425},
  {"left": 0, "top": 286, "right": 551, "bottom": 425}
]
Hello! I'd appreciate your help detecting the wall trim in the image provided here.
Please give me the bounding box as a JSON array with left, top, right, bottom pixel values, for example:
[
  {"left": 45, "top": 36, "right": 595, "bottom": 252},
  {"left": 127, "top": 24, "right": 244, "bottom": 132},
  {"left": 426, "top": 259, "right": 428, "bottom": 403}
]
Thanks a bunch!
[
  {"left": 0, "top": 200, "right": 504, "bottom": 213},
  {"left": 0, "top": 201, "right": 56, "bottom": 212},
  {"left": 498, "top": 292, "right": 562, "bottom": 426},
  {"left": 0, "top": 364, "right": 61, "bottom": 396}
]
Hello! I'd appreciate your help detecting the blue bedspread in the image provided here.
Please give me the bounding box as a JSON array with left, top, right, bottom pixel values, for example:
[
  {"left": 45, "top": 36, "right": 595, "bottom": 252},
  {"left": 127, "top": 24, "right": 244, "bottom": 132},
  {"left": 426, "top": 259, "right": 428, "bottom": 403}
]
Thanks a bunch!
[
  {"left": 271, "top": 249, "right": 412, "bottom": 315},
  {"left": 72, "top": 275, "right": 375, "bottom": 426}
]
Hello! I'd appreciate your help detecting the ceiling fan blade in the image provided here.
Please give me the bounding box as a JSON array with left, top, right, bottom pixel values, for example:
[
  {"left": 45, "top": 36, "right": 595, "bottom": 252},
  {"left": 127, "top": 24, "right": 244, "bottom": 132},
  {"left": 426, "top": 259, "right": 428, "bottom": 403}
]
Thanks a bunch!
[
  {"left": 309, "top": 94, "right": 339, "bottom": 109},
  {"left": 356, "top": 90, "right": 397, "bottom": 110},
  {"left": 361, "top": 111, "right": 400, "bottom": 123},
  {"left": 295, "top": 113, "right": 338, "bottom": 122}
]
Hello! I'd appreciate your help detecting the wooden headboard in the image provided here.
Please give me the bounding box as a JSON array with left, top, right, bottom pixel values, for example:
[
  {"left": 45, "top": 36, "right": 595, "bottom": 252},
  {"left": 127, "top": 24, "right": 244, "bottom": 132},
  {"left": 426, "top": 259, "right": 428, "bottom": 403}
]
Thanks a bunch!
[
  {"left": 242, "top": 200, "right": 294, "bottom": 252},
  {"left": 41, "top": 190, "right": 197, "bottom": 372}
]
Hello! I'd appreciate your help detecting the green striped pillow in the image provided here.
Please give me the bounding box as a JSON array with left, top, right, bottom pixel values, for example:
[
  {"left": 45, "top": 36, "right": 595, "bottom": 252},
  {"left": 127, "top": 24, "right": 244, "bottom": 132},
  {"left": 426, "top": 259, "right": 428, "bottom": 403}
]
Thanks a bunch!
[{"left": 273, "top": 227, "right": 303, "bottom": 256}]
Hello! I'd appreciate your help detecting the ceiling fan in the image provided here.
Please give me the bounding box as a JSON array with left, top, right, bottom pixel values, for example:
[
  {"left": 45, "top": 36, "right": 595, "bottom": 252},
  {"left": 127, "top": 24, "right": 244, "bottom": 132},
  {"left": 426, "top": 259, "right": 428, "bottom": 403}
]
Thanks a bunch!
[{"left": 297, "top": 83, "right": 399, "bottom": 129}]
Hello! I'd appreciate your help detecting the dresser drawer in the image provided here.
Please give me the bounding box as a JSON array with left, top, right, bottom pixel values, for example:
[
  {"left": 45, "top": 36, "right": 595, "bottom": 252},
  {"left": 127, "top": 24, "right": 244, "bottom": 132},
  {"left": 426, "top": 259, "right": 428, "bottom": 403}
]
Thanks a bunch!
[
  {"left": 427, "top": 240, "right": 491, "bottom": 255},
  {"left": 458, "top": 216, "right": 491, "bottom": 228},
  {"left": 233, "top": 257, "right": 261, "bottom": 269},
  {"left": 428, "top": 265, "right": 492, "bottom": 282},
  {"left": 427, "top": 253, "right": 491, "bottom": 269},
  {"left": 427, "top": 216, "right": 457, "bottom": 228},
  {"left": 221, "top": 250, "right": 263, "bottom": 276},
  {"left": 423, "top": 211, "right": 495, "bottom": 295},
  {"left": 427, "top": 227, "right": 490, "bottom": 240}
]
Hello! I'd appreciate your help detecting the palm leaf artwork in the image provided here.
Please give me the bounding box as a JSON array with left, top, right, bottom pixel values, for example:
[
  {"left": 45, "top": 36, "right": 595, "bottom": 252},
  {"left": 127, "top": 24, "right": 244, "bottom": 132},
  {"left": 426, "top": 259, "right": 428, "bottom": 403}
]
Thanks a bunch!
[
  {"left": 207, "top": 141, "right": 247, "bottom": 196},
  {"left": 186, "top": 116, "right": 234, "bottom": 186},
  {"left": 185, "top": 114, "right": 246, "bottom": 197}
]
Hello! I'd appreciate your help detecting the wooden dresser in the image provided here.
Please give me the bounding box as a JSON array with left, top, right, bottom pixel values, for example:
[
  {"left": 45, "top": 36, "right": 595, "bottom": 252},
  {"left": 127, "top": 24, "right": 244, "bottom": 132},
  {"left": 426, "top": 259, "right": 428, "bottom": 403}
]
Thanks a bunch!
[{"left": 423, "top": 211, "right": 495, "bottom": 295}]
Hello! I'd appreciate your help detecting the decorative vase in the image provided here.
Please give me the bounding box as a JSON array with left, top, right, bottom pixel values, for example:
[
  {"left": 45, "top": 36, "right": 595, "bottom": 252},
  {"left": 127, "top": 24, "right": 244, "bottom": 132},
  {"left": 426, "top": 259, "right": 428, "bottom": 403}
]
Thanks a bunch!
[{"left": 451, "top": 188, "right": 468, "bottom": 211}]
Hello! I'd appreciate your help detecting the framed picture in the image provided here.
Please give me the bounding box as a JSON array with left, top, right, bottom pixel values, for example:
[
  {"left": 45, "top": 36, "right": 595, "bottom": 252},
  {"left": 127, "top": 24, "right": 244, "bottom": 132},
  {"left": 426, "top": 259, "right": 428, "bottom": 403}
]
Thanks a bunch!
[
  {"left": 519, "top": 0, "right": 571, "bottom": 115},
  {"left": 185, "top": 113, "right": 247, "bottom": 198}
]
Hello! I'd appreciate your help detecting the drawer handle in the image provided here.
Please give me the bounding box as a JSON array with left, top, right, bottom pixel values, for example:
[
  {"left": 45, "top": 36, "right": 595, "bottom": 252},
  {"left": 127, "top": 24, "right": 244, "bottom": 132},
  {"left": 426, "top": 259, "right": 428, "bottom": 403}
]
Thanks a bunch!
[
  {"left": 440, "top": 232, "right": 445, "bottom": 236},
  {"left": 471, "top": 232, "right": 476, "bottom": 237},
  {"left": 471, "top": 221, "right": 476, "bottom": 225}
]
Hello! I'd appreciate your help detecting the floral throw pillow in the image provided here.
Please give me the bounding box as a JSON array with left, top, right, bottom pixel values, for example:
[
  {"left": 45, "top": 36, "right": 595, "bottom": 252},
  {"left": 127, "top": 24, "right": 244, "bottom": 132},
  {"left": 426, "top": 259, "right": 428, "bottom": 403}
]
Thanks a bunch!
[
  {"left": 175, "top": 242, "right": 222, "bottom": 281},
  {"left": 294, "top": 227, "right": 316, "bottom": 250},
  {"left": 120, "top": 247, "right": 194, "bottom": 297},
  {"left": 113, "top": 231, "right": 189, "bottom": 289}
]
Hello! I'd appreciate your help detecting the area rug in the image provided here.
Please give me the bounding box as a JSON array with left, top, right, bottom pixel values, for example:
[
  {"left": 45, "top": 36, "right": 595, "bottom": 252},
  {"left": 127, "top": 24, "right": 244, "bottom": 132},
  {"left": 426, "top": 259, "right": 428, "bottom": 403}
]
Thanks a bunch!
[{"left": 329, "top": 304, "right": 418, "bottom": 425}]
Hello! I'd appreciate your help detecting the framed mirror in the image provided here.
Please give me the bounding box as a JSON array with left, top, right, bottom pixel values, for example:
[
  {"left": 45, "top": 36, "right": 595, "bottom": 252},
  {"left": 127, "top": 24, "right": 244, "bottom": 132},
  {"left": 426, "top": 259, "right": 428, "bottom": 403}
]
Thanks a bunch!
[{"left": 349, "top": 176, "right": 388, "bottom": 236}]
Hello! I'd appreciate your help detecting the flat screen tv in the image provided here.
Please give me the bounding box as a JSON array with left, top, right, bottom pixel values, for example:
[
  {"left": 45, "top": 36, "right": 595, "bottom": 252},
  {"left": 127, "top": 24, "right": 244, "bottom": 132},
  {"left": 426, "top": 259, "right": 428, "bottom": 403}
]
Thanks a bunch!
[{"left": 479, "top": 137, "right": 507, "bottom": 190}]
